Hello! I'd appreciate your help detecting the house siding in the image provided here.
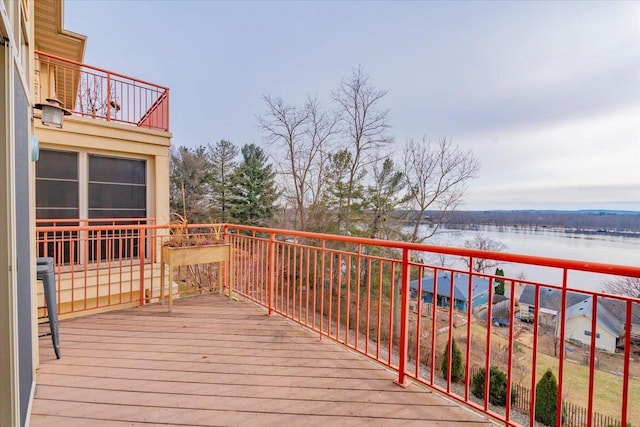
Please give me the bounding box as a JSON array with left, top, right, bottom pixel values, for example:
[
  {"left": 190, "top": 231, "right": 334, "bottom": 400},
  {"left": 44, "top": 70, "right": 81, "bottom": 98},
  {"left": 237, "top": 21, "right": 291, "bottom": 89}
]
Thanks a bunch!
[
  {"left": 563, "top": 315, "right": 618, "bottom": 353},
  {"left": 35, "top": 116, "right": 171, "bottom": 226},
  {"left": 1, "top": 0, "right": 36, "bottom": 425},
  {"left": 472, "top": 290, "right": 489, "bottom": 309}
]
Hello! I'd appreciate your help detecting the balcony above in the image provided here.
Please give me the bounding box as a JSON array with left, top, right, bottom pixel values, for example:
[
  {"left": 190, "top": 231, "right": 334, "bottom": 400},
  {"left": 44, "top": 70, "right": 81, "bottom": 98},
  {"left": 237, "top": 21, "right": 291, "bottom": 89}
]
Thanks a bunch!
[{"left": 34, "top": 50, "right": 170, "bottom": 132}]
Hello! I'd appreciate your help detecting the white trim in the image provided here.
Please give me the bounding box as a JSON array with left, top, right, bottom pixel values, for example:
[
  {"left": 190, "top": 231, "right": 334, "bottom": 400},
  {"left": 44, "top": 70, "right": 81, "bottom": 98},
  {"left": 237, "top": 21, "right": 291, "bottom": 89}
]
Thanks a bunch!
[
  {"left": 79, "top": 151, "right": 88, "bottom": 220},
  {"left": 540, "top": 307, "right": 557, "bottom": 316},
  {"left": 0, "top": 0, "right": 30, "bottom": 108},
  {"left": 25, "top": 380, "right": 36, "bottom": 427}
]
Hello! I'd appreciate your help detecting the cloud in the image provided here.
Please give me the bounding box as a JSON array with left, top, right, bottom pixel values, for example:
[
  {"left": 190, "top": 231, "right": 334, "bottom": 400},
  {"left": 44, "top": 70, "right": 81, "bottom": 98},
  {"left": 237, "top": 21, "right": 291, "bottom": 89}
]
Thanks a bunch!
[
  {"left": 64, "top": 1, "right": 640, "bottom": 211},
  {"left": 464, "top": 183, "right": 640, "bottom": 211}
]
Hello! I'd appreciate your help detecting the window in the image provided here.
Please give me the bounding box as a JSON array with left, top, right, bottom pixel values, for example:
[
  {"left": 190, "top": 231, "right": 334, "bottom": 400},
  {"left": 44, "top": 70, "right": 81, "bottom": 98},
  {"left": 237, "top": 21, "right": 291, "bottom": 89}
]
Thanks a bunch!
[
  {"left": 36, "top": 149, "right": 147, "bottom": 220},
  {"left": 36, "top": 150, "right": 80, "bottom": 263},
  {"left": 88, "top": 154, "right": 146, "bottom": 262},
  {"left": 88, "top": 154, "right": 146, "bottom": 219},
  {"left": 584, "top": 330, "right": 601, "bottom": 339},
  {"left": 36, "top": 149, "right": 147, "bottom": 264},
  {"left": 36, "top": 150, "right": 79, "bottom": 220}
]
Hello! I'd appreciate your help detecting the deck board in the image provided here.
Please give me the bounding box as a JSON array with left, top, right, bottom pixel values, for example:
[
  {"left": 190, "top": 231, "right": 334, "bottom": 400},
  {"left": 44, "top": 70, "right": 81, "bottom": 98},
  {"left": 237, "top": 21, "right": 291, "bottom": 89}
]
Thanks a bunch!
[{"left": 33, "top": 294, "right": 493, "bottom": 426}]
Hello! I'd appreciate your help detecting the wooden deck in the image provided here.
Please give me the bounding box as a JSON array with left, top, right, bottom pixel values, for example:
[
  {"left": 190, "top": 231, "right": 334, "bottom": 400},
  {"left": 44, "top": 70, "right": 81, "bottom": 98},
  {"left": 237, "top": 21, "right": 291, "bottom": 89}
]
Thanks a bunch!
[{"left": 32, "top": 294, "right": 493, "bottom": 426}]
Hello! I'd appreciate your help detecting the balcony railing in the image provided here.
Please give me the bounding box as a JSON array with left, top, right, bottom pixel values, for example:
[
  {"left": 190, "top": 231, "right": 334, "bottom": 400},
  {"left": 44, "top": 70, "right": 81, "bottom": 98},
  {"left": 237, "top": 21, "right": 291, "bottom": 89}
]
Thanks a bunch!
[
  {"left": 35, "top": 220, "right": 640, "bottom": 427},
  {"left": 35, "top": 51, "right": 170, "bottom": 132}
]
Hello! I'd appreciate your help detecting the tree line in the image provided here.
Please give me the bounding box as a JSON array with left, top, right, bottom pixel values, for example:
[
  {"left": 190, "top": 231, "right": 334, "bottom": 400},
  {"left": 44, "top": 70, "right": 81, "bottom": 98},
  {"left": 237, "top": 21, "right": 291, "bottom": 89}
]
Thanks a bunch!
[
  {"left": 442, "top": 210, "right": 640, "bottom": 234},
  {"left": 170, "top": 142, "right": 278, "bottom": 227},
  {"left": 170, "top": 66, "right": 478, "bottom": 243}
]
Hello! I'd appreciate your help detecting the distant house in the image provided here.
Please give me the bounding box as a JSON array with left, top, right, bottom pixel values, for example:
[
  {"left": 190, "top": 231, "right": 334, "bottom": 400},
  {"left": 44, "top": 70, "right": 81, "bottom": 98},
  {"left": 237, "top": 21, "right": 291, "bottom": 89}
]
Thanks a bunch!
[
  {"left": 518, "top": 286, "right": 586, "bottom": 327},
  {"left": 562, "top": 297, "right": 621, "bottom": 353},
  {"left": 599, "top": 298, "right": 640, "bottom": 347},
  {"left": 409, "top": 272, "right": 496, "bottom": 312},
  {"left": 519, "top": 285, "right": 640, "bottom": 353}
]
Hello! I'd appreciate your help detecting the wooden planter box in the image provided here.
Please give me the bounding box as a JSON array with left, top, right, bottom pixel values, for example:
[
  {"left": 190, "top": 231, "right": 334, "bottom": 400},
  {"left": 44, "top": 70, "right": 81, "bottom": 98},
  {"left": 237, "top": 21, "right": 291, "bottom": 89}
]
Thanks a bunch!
[{"left": 160, "top": 243, "right": 232, "bottom": 311}]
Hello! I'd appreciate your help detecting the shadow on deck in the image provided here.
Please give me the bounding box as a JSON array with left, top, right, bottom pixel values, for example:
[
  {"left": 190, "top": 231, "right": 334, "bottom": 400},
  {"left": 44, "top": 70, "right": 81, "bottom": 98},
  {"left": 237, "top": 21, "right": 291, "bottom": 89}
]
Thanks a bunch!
[{"left": 32, "top": 294, "right": 493, "bottom": 426}]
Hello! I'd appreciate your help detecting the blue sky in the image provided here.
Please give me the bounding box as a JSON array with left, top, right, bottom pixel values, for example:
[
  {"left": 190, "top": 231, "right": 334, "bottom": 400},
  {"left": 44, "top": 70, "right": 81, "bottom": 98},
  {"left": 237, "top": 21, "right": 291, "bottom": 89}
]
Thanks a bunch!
[{"left": 64, "top": 1, "right": 640, "bottom": 211}]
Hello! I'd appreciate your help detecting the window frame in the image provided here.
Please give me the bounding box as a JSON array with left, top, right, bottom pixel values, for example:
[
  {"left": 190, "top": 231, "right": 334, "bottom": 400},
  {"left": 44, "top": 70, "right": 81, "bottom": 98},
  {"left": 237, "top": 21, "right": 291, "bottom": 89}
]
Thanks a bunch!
[
  {"left": 36, "top": 148, "right": 151, "bottom": 267},
  {"left": 584, "top": 330, "right": 601, "bottom": 339}
]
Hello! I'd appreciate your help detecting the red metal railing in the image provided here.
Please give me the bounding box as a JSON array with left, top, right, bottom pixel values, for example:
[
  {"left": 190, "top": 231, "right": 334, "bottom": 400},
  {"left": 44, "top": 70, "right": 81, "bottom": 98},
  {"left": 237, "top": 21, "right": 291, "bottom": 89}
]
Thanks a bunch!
[
  {"left": 35, "top": 51, "right": 170, "bottom": 132},
  {"left": 34, "top": 221, "right": 224, "bottom": 316},
  {"left": 224, "top": 224, "right": 640, "bottom": 427},
  {"left": 35, "top": 220, "right": 162, "bottom": 315},
  {"left": 34, "top": 221, "right": 640, "bottom": 427}
]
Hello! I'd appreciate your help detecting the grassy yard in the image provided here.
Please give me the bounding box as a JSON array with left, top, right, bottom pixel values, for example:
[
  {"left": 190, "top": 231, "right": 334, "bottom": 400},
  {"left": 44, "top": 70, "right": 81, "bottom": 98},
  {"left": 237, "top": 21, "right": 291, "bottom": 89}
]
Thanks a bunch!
[{"left": 460, "top": 322, "right": 639, "bottom": 425}]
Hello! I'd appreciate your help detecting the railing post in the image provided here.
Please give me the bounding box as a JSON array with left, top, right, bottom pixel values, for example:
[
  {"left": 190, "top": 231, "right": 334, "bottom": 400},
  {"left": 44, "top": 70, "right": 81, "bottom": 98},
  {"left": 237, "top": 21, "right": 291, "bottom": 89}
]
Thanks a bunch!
[
  {"left": 529, "top": 285, "right": 541, "bottom": 427},
  {"left": 165, "top": 89, "right": 170, "bottom": 132},
  {"left": 138, "top": 228, "right": 145, "bottom": 306},
  {"left": 106, "top": 73, "right": 111, "bottom": 121},
  {"left": 395, "top": 247, "right": 410, "bottom": 387},
  {"left": 556, "top": 269, "right": 569, "bottom": 427},
  {"left": 268, "top": 232, "right": 275, "bottom": 316},
  {"left": 621, "top": 300, "right": 632, "bottom": 427},
  {"left": 222, "top": 225, "right": 230, "bottom": 296}
]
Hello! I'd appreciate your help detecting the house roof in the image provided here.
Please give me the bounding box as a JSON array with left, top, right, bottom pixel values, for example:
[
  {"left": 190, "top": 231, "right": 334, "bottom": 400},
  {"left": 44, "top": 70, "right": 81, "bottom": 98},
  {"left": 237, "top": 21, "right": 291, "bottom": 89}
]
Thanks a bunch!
[
  {"left": 409, "top": 273, "right": 494, "bottom": 302},
  {"left": 519, "top": 285, "right": 586, "bottom": 311},
  {"left": 34, "top": 0, "right": 87, "bottom": 63},
  {"left": 598, "top": 298, "right": 640, "bottom": 326},
  {"left": 565, "top": 297, "right": 621, "bottom": 338}
]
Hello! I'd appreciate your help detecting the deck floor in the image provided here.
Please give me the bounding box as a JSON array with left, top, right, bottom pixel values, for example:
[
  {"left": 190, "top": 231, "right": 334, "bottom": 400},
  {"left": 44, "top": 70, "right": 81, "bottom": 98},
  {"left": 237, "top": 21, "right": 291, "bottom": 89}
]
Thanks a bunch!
[{"left": 32, "top": 294, "right": 493, "bottom": 426}]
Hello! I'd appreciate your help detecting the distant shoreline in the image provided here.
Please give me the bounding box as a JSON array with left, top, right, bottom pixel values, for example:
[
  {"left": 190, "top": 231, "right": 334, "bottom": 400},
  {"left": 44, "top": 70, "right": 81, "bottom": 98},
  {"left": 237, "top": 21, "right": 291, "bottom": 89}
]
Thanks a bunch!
[
  {"left": 441, "top": 223, "right": 640, "bottom": 239},
  {"left": 407, "top": 209, "right": 640, "bottom": 235}
]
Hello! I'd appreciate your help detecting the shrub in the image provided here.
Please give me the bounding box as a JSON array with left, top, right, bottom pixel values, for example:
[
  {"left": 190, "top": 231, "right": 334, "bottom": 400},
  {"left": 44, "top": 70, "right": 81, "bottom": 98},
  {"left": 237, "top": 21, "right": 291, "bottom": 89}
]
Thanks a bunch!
[
  {"left": 441, "top": 338, "right": 464, "bottom": 383},
  {"left": 471, "top": 366, "right": 517, "bottom": 406},
  {"left": 535, "top": 369, "right": 561, "bottom": 426},
  {"left": 495, "top": 268, "right": 505, "bottom": 296}
]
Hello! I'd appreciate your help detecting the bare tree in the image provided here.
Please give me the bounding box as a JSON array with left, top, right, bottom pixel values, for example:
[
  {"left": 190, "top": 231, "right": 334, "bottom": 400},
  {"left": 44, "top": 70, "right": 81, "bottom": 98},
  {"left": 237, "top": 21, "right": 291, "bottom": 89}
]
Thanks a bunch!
[
  {"left": 259, "top": 95, "right": 338, "bottom": 231},
  {"left": 259, "top": 95, "right": 309, "bottom": 229},
  {"left": 602, "top": 277, "right": 640, "bottom": 298},
  {"left": 306, "top": 99, "right": 339, "bottom": 197},
  {"left": 76, "top": 78, "right": 120, "bottom": 119},
  {"left": 462, "top": 235, "right": 507, "bottom": 273},
  {"left": 332, "top": 66, "right": 391, "bottom": 232},
  {"left": 403, "top": 137, "right": 479, "bottom": 243}
]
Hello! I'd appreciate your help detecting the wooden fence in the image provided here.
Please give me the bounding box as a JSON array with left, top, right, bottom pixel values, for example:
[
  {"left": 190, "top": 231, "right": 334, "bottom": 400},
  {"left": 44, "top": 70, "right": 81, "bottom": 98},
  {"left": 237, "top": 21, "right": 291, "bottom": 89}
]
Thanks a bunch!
[{"left": 471, "top": 367, "right": 634, "bottom": 427}]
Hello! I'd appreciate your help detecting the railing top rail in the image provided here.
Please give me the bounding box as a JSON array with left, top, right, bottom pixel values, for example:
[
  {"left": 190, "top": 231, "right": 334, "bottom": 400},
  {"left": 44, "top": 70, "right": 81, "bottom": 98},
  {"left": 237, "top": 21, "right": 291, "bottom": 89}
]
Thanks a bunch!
[
  {"left": 36, "top": 217, "right": 156, "bottom": 224},
  {"left": 35, "top": 50, "right": 170, "bottom": 91},
  {"left": 225, "top": 224, "right": 640, "bottom": 279},
  {"left": 34, "top": 221, "right": 640, "bottom": 280}
]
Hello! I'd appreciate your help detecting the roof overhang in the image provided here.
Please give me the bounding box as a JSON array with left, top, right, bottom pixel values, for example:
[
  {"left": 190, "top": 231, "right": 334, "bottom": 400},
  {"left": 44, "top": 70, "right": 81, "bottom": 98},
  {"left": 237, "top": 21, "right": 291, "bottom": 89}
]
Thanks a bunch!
[{"left": 34, "top": 0, "right": 86, "bottom": 63}]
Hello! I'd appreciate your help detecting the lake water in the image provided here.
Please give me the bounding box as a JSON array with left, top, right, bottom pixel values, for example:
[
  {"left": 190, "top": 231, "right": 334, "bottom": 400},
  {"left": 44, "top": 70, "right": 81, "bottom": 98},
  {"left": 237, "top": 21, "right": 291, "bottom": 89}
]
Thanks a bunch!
[{"left": 415, "top": 225, "right": 640, "bottom": 292}]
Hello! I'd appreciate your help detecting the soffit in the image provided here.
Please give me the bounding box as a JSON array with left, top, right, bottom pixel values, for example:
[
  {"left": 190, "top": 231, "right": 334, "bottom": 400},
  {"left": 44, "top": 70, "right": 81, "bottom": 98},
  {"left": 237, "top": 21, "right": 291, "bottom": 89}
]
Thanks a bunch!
[{"left": 34, "top": 0, "right": 86, "bottom": 63}]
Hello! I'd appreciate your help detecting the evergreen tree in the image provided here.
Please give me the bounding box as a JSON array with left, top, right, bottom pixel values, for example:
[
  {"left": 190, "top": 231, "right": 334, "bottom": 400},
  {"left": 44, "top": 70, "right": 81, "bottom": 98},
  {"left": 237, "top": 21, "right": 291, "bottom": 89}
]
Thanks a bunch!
[
  {"left": 535, "top": 369, "right": 562, "bottom": 426},
  {"left": 169, "top": 145, "right": 212, "bottom": 223},
  {"left": 322, "top": 149, "right": 361, "bottom": 235},
  {"left": 208, "top": 139, "right": 238, "bottom": 222},
  {"left": 471, "top": 366, "right": 517, "bottom": 406},
  {"left": 441, "top": 338, "right": 464, "bottom": 383},
  {"left": 364, "top": 158, "right": 408, "bottom": 240},
  {"left": 228, "top": 144, "right": 278, "bottom": 227},
  {"left": 495, "top": 267, "right": 505, "bottom": 296}
]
